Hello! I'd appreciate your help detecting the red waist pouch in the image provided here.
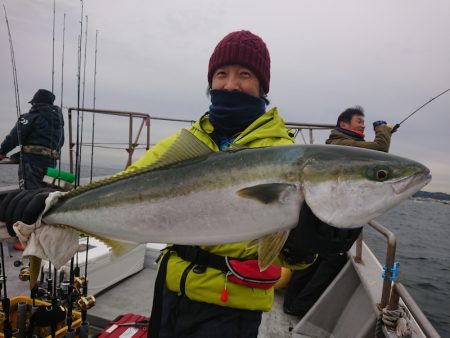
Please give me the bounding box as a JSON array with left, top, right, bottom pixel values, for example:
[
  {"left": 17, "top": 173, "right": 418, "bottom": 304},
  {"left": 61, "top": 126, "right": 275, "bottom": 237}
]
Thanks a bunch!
[{"left": 225, "top": 257, "right": 281, "bottom": 289}]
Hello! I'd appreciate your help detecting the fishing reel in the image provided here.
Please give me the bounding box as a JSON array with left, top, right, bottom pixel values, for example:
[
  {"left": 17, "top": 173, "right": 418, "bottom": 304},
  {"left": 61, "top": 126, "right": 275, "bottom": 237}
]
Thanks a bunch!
[
  {"left": 19, "top": 266, "right": 30, "bottom": 281},
  {"left": 76, "top": 295, "right": 96, "bottom": 311},
  {"left": 73, "top": 276, "right": 86, "bottom": 291},
  {"left": 0, "top": 311, "right": 4, "bottom": 331}
]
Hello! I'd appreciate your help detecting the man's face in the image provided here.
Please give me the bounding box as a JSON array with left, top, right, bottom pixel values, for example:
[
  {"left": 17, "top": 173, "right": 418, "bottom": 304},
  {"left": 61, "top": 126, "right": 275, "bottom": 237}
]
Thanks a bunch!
[
  {"left": 340, "top": 114, "right": 365, "bottom": 133},
  {"left": 211, "top": 65, "right": 261, "bottom": 98}
]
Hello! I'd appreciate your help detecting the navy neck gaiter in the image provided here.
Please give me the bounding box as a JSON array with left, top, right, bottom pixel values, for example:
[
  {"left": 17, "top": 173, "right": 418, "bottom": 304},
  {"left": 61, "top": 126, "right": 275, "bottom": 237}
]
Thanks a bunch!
[{"left": 208, "top": 89, "right": 266, "bottom": 136}]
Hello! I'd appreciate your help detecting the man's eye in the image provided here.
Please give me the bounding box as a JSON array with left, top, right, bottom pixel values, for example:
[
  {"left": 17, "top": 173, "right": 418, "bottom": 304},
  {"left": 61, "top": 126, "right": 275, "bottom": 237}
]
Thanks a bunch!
[{"left": 240, "top": 72, "right": 251, "bottom": 77}]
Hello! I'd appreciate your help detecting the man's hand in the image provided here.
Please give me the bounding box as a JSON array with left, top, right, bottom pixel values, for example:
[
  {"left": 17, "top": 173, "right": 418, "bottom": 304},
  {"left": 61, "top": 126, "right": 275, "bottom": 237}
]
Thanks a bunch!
[
  {"left": 373, "top": 121, "right": 398, "bottom": 134},
  {"left": 373, "top": 120, "right": 387, "bottom": 129},
  {"left": 0, "top": 188, "right": 55, "bottom": 236},
  {"left": 391, "top": 123, "right": 400, "bottom": 133}
]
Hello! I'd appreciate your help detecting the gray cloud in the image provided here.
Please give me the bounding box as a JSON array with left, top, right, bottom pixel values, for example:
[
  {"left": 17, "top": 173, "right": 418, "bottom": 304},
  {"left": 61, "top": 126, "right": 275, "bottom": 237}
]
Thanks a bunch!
[{"left": 1, "top": 0, "right": 449, "bottom": 192}]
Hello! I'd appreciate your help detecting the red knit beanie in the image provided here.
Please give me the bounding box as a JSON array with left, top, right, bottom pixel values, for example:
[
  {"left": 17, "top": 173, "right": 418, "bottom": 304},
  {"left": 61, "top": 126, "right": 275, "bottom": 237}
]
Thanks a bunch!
[{"left": 208, "top": 30, "right": 271, "bottom": 93}]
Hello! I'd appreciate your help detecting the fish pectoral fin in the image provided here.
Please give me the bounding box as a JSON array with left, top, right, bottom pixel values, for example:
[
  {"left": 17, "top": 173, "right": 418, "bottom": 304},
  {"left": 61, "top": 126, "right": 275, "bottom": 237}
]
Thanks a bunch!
[
  {"left": 29, "top": 256, "right": 42, "bottom": 290},
  {"left": 237, "top": 183, "right": 297, "bottom": 204},
  {"left": 257, "top": 230, "right": 290, "bottom": 271}
]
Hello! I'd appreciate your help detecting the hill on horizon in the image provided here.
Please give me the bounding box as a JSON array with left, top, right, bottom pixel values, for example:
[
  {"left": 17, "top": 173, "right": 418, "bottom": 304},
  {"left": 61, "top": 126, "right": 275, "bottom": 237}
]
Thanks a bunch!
[{"left": 413, "top": 190, "right": 450, "bottom": 201}]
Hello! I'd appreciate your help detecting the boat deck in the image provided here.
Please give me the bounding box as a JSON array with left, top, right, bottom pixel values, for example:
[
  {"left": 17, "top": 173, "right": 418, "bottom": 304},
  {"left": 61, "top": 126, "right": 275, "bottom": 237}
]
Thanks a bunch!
[
  {"left": 86, "top": 266, "right": 299, "bottom": 337},
  {"left": 3, "top": 243, "right": 299, "bottom": 337},
  {"left": 2, "top": 240, "right": 30, "bottom": 298}
]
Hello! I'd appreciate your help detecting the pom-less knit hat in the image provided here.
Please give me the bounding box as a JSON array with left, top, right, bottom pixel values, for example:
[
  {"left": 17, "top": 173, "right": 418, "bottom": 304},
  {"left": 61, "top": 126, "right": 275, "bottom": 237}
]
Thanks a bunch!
[{"left": 208, "top": 30, "right": 271, "bottom": 94}]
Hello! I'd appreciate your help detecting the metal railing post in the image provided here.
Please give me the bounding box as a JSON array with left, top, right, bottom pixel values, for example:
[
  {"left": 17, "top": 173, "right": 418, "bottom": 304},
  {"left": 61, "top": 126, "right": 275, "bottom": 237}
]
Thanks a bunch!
[
  {"left": 367, "top": 220, "right": 396, "bottom": 309},
  {"left": 354, "top": 231, "right": 363, "bottom": 263}
]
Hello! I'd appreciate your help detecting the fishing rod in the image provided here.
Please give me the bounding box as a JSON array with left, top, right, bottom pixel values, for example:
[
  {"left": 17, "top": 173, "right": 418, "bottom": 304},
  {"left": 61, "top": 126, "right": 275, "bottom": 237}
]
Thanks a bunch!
[
  {"left": 75, "top": 0, "right": 84, "bottom": 187},
  {"left": 392, "top": 88, "right": 450, "bottom": 132},
  {"left": 81, "top": 236, "right": 89, "bottom": 327},
  {"left": 0, "top": 243, "right": 12, "bottom": 338},
  {"left": 68, "top": 4, "right": 84, "bottom": 334},
  {"left": 65, "top": 257, "right": 75, "bottom": 337},
  {"left": 58, "top": 13, "right": 66, "bottom": 179},
  {"left": 82, "top": 30, "right": 99, "bottom": 330},
  {"left": 60, "top": 13, "right": 66, "bottom": 118},
  {"left": 3, "top": 5, "right": 25, "bottom": 188},
  {"left": 82, "top": 15, "right": 88, "bottom": 110},
  {"left": 51, "top": 0, "right": 56, "bottom": 92},
  {"left": 3, "top": 5, "right": 21, "bottom": 117},
  {"left": 77, "top": 14, "right": 89, "bottom": 186},
  {"left": 89, "top": 29, "right": 99, "bottom": 182}
]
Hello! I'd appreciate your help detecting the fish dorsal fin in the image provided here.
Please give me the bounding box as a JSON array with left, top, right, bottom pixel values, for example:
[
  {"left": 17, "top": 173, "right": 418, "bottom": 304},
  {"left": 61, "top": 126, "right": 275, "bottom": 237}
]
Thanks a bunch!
[
  {"left": 62, "top": 129, "right": 213, "bottom": 200},
  {"left": 152, "top": 128, "right": 213, "bottom": 168},
  {"left": 237, "top": 183, "right": 297, "bottom": 204},
  {"left": 257, "top": 230, "right": 290, "bottom": 271}
]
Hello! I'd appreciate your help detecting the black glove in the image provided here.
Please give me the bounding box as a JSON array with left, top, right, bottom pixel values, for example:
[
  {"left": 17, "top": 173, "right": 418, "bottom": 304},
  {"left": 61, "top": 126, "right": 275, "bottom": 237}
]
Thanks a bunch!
[
  {"left": 0, "top": 188, "right": 55, "bottom": 237},
  {"left": 373, "top": 120, "right": 387, "bottom": 129},
  {"left": 282, "top": 203, "right": 362, "bottom": 264}
]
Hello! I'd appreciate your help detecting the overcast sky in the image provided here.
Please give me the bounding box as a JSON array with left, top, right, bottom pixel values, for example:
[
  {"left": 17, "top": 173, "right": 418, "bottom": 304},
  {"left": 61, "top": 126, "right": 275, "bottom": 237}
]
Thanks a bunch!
[{"left": 1, "top": 0, "right": 449, "bottom": 193}]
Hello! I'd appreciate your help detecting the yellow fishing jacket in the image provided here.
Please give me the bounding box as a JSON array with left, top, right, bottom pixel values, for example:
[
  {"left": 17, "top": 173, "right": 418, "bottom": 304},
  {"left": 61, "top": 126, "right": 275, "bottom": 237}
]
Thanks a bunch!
[{"left": 127, "top": 107, "right": 311, "bottom": 311}]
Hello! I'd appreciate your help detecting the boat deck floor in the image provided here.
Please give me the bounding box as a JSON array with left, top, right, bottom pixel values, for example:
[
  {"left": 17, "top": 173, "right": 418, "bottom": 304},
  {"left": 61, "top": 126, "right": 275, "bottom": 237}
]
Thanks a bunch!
[
  {"left": 87, "top": 267, "right": 300, "bottom": 337},
  {"left": 2, "top": 240, "right": 30, "bottom": 298}
]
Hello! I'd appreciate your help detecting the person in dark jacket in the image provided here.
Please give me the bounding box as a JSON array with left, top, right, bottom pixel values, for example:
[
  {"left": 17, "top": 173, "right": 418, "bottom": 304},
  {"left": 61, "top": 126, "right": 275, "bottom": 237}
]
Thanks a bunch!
[
  {"left": 0, "top": 89, "right": 64, "bottom": 189},
  {"left": 283, "top": 106, "right": 395, "bottom": 317}
]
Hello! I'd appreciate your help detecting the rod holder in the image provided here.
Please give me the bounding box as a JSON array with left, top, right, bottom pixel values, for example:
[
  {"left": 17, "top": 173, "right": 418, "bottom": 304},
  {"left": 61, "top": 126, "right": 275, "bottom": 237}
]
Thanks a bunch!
[
  {"left": 79, "top": 322, "right": 89, "bottom": 338},
  {"left": 17, "top": 302, "right": 27, "bottom": 338},
  {"left": 65, "top": 328, "right": 76, "bottom": 338}
]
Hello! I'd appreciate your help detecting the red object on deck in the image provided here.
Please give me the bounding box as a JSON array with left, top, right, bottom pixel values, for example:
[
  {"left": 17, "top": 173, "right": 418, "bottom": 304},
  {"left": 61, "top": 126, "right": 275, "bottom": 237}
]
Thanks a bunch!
[
  {"left": 97, "top": 313, "right": 149, "bottom": 338},
  {"left": 14, "top": 242, "right": 25, "bottom": 251}
]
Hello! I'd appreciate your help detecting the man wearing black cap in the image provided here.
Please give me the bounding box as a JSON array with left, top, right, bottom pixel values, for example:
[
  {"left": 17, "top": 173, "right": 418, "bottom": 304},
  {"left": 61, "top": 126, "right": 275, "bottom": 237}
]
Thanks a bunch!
[{"left": 0, "top": 89, "right": 64, "bottom": 189}]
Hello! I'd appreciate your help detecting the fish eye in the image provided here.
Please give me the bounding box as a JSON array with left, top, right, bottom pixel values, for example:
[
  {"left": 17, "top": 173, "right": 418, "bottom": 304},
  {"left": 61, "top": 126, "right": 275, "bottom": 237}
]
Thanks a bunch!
[
  {"left": 375, "top": 168, "right": 389, "bottom": 181},
  {"left": 365, "top": 166, "right": 391, "bottom": 182}
]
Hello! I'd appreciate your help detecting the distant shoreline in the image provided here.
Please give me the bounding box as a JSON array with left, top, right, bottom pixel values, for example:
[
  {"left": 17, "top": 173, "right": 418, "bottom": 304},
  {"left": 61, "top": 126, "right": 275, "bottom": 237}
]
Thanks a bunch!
[{"left": 413, "top": 191, "right": 450, "bottom": 202}]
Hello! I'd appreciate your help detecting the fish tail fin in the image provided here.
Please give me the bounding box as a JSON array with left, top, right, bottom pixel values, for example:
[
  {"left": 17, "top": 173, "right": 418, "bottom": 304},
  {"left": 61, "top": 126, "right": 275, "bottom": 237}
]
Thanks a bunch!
[
  {"left": 257, "top": 230, "right": 290, "bottom": 271},
  {"left": 29, "top": 255, "right": 42, "bottom": 290}
]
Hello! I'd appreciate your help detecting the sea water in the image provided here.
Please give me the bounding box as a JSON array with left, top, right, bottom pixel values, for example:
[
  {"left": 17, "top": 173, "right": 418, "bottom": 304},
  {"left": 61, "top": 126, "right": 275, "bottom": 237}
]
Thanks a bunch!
[
  {"left": 369, "top": 198, "right": 450, "bottom": 337},
  {"left": 1, "top": 164, "right": 449, "bottom": 336}
]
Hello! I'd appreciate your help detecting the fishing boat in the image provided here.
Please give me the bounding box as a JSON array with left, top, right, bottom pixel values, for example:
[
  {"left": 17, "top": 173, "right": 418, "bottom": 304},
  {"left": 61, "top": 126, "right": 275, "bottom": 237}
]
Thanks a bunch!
[{"left": 0, "top": 108, "right": 441, "bottom": 338}]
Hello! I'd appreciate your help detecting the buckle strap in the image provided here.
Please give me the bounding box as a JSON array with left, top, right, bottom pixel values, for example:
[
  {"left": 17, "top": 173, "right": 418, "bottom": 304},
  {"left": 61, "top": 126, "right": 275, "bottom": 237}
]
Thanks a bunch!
[
  {"left": 171, "top": 245, "right": 229, "bottom": 273},
  {"left": 147, "top": 250, "right": 171, "bottom": 338},
  {"left": 22, "top": 145, "right": 60, "bottom": 158}
]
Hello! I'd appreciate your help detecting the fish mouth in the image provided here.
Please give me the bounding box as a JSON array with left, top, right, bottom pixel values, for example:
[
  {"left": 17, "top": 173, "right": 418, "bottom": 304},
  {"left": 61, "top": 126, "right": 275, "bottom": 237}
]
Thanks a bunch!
[{"left": 392, "top": 170, "right": 432, "bottom": 194}]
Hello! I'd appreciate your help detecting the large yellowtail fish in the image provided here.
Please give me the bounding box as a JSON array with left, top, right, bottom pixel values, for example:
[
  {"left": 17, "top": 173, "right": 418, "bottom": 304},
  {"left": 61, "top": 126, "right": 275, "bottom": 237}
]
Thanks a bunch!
[{"left": 31, "top": 129, "right": 430, "bottom": 287}]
